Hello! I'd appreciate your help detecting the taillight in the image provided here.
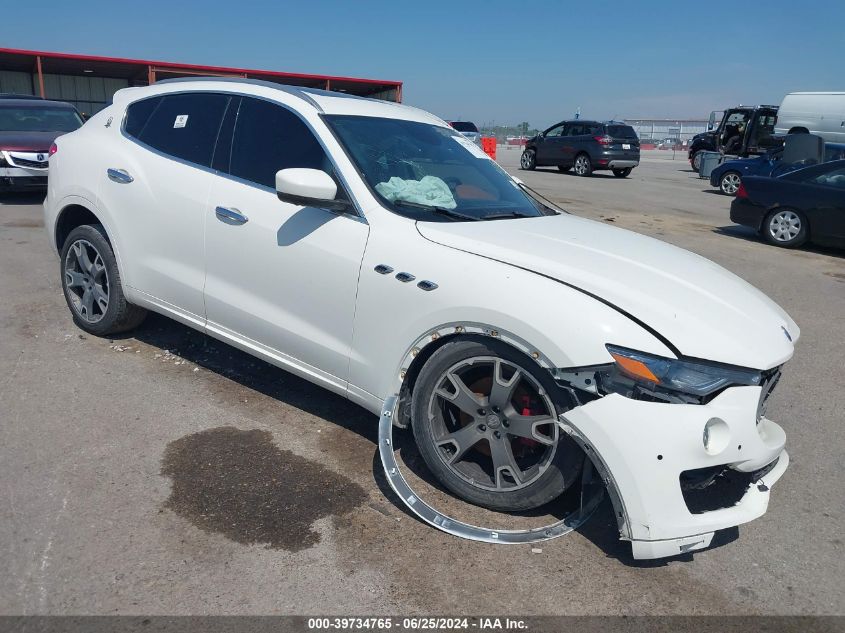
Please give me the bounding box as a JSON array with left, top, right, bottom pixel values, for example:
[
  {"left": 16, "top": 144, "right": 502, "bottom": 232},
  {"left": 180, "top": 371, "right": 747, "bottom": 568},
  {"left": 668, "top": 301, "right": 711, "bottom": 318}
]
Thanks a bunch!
[
  {"left": 736, "top": 182, "right": 748, "bottom": 199},
  {"left": 49, "top": 142, "right": 58, "bottom": 156},
  {"left": 594, "top": 135, "right": 612, "bottom": 145}
]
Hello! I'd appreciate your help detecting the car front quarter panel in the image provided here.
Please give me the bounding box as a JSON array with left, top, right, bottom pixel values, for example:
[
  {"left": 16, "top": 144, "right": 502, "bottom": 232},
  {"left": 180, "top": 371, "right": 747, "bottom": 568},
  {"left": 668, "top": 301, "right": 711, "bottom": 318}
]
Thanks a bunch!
[{"left": 347, "top": 217, "right": 677, "bottom": 410}]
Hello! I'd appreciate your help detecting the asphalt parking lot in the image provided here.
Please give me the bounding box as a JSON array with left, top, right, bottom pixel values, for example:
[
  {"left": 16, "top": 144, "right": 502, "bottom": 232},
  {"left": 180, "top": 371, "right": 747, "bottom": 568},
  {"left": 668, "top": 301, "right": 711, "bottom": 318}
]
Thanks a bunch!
[{"left": 1, "top": 153, "right": 843, "bottom": 616}]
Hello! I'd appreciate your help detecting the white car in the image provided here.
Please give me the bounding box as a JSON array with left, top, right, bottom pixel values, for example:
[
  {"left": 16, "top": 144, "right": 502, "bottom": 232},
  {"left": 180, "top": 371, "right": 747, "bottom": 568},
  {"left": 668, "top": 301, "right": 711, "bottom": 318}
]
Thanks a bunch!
[{"left": 44, "top": 78, "right": 796, "bottom": 560}]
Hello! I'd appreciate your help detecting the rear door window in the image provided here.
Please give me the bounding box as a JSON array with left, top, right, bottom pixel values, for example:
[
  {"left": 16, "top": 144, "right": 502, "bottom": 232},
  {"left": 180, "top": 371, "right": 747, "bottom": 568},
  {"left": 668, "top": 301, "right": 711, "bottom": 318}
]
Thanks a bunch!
[
  {"left": 134, "top": 92, "right": 230, "bottom": 167},
  {"left": 229, "top": 97, "right": 330, "bottom": 189}
]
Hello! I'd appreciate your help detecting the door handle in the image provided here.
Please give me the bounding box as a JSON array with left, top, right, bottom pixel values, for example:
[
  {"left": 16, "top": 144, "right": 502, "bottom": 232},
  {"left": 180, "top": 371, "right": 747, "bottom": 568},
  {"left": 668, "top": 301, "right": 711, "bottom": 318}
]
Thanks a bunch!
[
  {"left": 107, "top": 168, "right": 133, "bottom": 184},
  {"left": 215, "top": 206, "right": 249, "bottom": 225}
]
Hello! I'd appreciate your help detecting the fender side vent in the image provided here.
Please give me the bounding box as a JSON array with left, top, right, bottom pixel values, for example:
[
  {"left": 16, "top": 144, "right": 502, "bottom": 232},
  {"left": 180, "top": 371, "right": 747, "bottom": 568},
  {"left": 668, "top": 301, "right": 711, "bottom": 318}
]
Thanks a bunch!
[
  {"left": 374, "top": 264, "right": 394, "bottom": 275},
  {"left": 395, "top": 272, "right": 415, "bottom": 283},
  {"left": 417, "top": 280, "right": 438, "bottom": 291}
]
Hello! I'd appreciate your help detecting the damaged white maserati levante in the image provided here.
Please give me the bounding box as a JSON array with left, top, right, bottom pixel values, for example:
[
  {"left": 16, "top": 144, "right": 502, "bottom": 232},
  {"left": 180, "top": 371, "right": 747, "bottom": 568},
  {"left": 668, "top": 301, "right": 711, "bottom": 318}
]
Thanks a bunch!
[{"left": 44, "top": 79, "right": 795, "bottom": 559}]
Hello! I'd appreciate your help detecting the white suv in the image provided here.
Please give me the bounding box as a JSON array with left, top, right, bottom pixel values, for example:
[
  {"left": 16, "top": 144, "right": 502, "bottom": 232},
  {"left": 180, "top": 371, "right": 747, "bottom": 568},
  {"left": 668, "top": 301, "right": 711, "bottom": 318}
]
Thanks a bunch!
[{"left": 44, "top": 78, "right": 795, "bottom": 559}]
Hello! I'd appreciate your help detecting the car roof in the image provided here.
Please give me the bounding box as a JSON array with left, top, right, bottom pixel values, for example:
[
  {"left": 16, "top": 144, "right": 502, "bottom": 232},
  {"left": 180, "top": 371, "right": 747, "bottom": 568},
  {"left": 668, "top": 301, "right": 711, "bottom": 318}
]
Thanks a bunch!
[
  {"left": 0, "top": 98, "right": 77, "bottom": 108},
  {"left": 115, "top": 77, "right": 444, "bottom": 126}
]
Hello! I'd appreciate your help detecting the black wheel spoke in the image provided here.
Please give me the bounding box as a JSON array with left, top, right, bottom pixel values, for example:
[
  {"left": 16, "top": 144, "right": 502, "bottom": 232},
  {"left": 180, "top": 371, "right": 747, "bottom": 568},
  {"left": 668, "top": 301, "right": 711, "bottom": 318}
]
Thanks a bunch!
[
  {"left": 436, "top": 424, "right": 484, "bottom": 464},
  {"left": 437, "top": 372, "right": 484, "bottom": 416},
  {"left": 488, "top": 359, "right": 520, "bottom": 410},
  {"left": 505, "top": 413, "right": 557, "bottom": 445},
  {"left": 489, "top": 437, "right": 523, "bottom": 488}
]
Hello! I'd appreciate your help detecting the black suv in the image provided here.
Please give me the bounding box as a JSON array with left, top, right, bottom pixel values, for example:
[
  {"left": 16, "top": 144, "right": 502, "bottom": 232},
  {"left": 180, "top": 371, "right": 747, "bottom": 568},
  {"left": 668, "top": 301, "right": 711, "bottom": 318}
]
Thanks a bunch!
[{"left": 520, "top": 120, "right": 640, "bottom": 177}]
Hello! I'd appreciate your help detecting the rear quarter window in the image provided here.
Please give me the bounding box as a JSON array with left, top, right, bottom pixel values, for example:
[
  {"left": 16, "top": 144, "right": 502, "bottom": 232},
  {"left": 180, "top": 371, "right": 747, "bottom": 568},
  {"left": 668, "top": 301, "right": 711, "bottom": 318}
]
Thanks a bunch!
[
  {"left": 132, "top": 92, "right": 231, "bottom": 167},
  {"left": 124, "top": 97, "right": 161, "bottom": 138}
]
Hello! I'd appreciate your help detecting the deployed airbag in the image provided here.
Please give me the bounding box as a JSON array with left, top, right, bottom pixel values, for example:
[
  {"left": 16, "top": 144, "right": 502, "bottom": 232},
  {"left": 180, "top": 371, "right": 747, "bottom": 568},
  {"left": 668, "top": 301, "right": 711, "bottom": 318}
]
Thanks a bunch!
[{"left": 375, "top": 175, "right": 457, "bottom": 209}]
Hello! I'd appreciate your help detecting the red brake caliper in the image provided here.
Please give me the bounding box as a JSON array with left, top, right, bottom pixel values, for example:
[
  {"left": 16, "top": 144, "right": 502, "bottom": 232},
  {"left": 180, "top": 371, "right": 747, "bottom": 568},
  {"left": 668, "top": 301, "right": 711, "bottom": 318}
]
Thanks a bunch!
[{"left": 518, "top": 395, "right": 539, "bottom": 448}]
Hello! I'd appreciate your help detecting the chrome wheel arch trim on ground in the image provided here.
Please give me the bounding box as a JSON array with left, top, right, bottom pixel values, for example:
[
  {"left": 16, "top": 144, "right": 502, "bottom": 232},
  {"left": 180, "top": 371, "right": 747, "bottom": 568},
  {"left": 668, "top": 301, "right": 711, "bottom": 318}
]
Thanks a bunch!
[{"left": 378, "top": 395, "right": 605, "bottom": 544}]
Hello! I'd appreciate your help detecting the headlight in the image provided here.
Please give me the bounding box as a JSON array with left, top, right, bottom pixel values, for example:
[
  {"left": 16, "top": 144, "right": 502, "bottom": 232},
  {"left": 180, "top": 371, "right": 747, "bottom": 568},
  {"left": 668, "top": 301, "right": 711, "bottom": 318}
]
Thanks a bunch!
[{"left": 601, "top": 345, "right": 762, "bottom": 402}]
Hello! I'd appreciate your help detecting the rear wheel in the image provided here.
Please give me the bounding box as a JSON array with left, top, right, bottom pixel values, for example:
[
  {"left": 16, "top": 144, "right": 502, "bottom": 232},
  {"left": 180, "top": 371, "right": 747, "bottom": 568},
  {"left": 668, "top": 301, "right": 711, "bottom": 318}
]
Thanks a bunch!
[
  {"left": 60, "top": 224, "right": 147, "bottom": 336},
  {"left": 612, "top": 167, "right": 632, "bottom": 178},
  {"left": 573, "top": 153, "right": 592, "bottom": 176},
  {"left": 520, "top": 149, "right": 536, "bottom": 170},
  {"left": 411, "top": 338, "right": 584, "bottom": 511},
  {"left": 762, "top": 208, "right": 808, "bottom": 248},
  {"left": 719, "top": 171, "right": 742, "bottom": 195}
]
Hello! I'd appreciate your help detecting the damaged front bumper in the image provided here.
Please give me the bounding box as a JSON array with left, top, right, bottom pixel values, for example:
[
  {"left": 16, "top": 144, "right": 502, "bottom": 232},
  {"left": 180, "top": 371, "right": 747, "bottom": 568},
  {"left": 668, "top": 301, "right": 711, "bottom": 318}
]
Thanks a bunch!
[
  {"left": 380, "top": 383, "right": 788, "bottom": 561},
  {"left": 561, "top": 385, "right": 788, "bottom": 559}
]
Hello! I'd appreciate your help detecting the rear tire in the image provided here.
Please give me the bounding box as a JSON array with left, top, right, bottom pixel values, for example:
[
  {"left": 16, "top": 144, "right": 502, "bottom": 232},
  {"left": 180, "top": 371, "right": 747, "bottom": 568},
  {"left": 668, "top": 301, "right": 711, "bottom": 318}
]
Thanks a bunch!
[
  {"left": 520, "top": 149, "right": 536, "bottom": 170},
  {"left": 762, "top": 208, "right": 808, "bottom": 248},
  {"left": 719, "top": 171, "right": 741, "bottom": 195},
  {"left": 60, "top": 224, "right": 147, "bottom": 336},
  {"left": 612, "top": 168, "right": 632, "bottom": 178},
  {"left": 573, "top": 153, "right": 592, "bottom": 176},
  {"left": 411, "top": 338, "right": 584, "bottom": 512}
]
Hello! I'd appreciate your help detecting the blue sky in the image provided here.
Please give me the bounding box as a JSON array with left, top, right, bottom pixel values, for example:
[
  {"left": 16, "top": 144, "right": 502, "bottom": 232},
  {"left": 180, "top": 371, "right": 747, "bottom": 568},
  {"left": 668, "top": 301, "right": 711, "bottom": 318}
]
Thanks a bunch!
[{"left": 4, "top": 0, "right": 843, "bottom": 127}]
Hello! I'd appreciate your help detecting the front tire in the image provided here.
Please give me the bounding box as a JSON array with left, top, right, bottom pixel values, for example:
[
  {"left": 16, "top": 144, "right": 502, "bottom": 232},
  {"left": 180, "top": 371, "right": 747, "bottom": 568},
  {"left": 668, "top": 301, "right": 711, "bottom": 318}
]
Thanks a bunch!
[
  {"left": 60, "top": 224, "right": 147, "bottom": 336},
  {"left": 762, "top": 208, "right": 808, "bottom": 248},
  {"left": 573, "top": 153, "right": 592, "bottom": 176},
  {"left": 520, "top": 149, "right": 536, "bottom": 170},
  {"left": 411, "top": 338, "right": 584, "bottom": 512},
  {"left": 691, "top": 150, "right": 704, "bottom": 172},
  {"left": 612, "top": 167, "right": 632, "bottom": 178},
  {"left": 719, "top": 171, "right": 741, "bottom": 195}
]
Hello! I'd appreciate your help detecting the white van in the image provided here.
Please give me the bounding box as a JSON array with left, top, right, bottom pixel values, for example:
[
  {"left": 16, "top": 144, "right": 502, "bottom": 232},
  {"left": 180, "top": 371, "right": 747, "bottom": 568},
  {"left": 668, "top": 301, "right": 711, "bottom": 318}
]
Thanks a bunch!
[{"left": 775, "top": 92, "right": 845, "bottom": 142}]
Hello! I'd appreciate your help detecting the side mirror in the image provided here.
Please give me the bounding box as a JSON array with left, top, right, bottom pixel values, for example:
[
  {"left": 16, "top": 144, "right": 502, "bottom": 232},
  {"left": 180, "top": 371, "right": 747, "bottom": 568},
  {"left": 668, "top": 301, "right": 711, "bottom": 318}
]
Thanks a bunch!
[{"left": 275, "top": 168, "right": 350, "bottom": 212}]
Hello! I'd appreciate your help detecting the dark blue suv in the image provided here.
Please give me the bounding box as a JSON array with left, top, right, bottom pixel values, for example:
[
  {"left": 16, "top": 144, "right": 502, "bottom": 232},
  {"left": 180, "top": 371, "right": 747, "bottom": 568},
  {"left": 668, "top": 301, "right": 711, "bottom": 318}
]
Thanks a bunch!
[{"left": 521, "top": 120, "right": 640, "bottom": 177}]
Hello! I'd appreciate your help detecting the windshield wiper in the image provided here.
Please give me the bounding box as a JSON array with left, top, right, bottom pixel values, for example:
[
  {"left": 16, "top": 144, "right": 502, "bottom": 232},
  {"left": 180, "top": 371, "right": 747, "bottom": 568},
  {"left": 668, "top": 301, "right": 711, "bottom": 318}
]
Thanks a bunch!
[
  {"left": 482, "top": 211, "right": 533, "bottom": 220},
  {"left": 392, "top": 200, "right": 479, "bottom": 221},
  {"left": 517, "top": 182, "right": 566, "bottom": 215}
]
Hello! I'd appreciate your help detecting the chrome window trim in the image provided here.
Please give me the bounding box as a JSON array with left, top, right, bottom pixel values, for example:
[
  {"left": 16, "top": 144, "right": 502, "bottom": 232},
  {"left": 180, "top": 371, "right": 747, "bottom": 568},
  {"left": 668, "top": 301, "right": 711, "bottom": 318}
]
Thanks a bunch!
[{"left": 118, "top": 88, "right": 366, "bottom": 221}]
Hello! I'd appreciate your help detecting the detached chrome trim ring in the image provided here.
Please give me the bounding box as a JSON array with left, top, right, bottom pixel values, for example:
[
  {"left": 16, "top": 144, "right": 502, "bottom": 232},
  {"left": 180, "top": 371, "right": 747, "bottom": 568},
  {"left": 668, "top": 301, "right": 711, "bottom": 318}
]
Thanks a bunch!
[{"left": 378, "top": 395, "right": 604, "bottom": 544}]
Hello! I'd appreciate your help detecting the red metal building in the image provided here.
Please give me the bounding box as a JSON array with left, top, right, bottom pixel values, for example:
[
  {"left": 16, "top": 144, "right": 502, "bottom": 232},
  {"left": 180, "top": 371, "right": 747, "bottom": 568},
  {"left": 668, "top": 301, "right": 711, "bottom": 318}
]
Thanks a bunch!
[{"left": 0, "top": 47, "right": 402, "bottom": 115}]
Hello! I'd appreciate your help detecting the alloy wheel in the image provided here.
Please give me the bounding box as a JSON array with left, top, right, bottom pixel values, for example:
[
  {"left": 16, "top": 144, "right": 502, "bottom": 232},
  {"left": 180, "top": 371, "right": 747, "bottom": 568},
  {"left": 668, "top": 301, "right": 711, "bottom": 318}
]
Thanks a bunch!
[
  {"left": 426, "top": 356, "right": 559, "bottom": 492},
  {"left": 574, "top": 155, "right": 589, "bottom": 175},
  {"left": 720, "top": 172, "right": 741, "bottom": 195},
  {"left": 64, "top": 239, "right": 110, "bottom": 323},
  {"left": 520, "top": 150, "right": 535, "bottom": 169},
  {"left": 768, "top": 210, "right": 802, "bottom": 242}
]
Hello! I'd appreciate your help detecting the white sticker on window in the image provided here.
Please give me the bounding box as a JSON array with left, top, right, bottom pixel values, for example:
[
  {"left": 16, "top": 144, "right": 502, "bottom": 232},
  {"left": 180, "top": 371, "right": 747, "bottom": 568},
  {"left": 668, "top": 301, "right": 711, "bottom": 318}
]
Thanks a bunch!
[
  {"left": 173, "top": 115, "right": 189, "bottom": 129},
  {"left": 453, "top": 134, "right": 491, "bottom": 160}
]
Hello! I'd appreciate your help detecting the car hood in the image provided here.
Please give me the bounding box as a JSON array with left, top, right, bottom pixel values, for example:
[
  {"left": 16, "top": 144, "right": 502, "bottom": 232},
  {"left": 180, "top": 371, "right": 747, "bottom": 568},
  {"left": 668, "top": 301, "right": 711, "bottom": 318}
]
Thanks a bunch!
[
  {"left": 417, "top": 214, "right": 798, "bottom": 369},
  {"left": 0, "top": 130, "right": 65, "bottom": 151}
]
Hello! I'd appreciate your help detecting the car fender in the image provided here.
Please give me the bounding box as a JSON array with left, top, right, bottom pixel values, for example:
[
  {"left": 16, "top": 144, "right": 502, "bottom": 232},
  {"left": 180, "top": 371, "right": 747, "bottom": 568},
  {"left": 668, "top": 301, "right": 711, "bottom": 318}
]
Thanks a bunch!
[
  {"left": 348, "top": 218, "right": 676, "bottom": 412},
  {"left": 48, "top": 193, "right": 131, "bottom": 296}
]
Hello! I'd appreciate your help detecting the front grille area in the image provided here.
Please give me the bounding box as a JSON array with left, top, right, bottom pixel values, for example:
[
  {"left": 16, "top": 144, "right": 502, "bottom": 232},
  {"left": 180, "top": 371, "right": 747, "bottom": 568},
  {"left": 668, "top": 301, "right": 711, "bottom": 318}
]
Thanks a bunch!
[
  {"left": 681, "top": 466, "right": 753, "bottom": 514},
  {"left": 11, "top": 157, "right": 48, "bottom": 169},
  {"left": 6, "top": 152, "right": 50, "bottom": 170},
  {"left": 680, "top": 457, "right": 780, "bottom": 514}
]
